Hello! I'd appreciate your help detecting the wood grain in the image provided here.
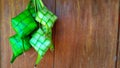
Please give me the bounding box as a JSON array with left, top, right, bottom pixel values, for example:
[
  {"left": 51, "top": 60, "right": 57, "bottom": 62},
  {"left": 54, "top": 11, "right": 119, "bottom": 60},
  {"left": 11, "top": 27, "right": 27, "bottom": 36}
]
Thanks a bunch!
[
  {"left": 117, "top": 25, "right": 120, "bottom": 68},
  {"left": 117, "top": 8, "right": 120, "bottom": 68},
  {"left": 0, "top": 0, "right": 55, "bottom": 68},
  {"left": 0, "top": 0, "right": 1, "bottom": 67},
  {"left": 0, "top": 0, "right": 1, "bottom": 66},
  {"left": 54, "top": 0, "right": 119, "bottom": 68}
]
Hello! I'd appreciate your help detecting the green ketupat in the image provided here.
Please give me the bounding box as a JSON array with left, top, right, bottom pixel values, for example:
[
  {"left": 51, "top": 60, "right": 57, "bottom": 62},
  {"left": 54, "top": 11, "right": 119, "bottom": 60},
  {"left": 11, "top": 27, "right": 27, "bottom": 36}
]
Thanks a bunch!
[
  {"left": 11, "top": 8, "right": 37, "bottom": 38},
  {"left": 9, "top": 34, "right": 31, "bottom": 63}
]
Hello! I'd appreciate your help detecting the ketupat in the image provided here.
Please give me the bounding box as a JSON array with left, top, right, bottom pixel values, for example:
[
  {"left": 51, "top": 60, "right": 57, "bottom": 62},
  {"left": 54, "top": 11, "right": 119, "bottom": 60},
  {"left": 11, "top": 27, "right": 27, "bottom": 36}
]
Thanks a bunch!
[
  {"left": 30, "top": 28, "right": 54, "bottom": 65},
  {"left": 35, "top": 1, "right": 57, "bottom": 33},
  {"left": 9, "top": 34, "right": 31, "bottom": 63},
  {"left": 35, "top": 7, "right": 57, "bottom": 33},
  {"left": 11, "top": 8, "right": 37, "bottom": 38},
  {"left": 35, "top": 7, "right": 57, "bottom": 28}
]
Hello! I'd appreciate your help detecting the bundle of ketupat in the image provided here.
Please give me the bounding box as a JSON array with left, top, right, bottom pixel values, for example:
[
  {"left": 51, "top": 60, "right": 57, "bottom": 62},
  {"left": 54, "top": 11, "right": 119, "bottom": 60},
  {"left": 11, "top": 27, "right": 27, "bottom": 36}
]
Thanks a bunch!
[
  {"left": 29, "top": 0, "right": 57, "bottom": 66},
  {"left": 9, "top": 0, "right": 57, "bottom": 67}
]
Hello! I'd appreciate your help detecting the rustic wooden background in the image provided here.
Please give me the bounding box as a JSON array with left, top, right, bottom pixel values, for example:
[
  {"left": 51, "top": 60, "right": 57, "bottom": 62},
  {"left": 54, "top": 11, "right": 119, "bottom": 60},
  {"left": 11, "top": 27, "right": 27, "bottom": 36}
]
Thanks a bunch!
[{"left": 0, "top": 0, "right": 120, "bottom": 68}]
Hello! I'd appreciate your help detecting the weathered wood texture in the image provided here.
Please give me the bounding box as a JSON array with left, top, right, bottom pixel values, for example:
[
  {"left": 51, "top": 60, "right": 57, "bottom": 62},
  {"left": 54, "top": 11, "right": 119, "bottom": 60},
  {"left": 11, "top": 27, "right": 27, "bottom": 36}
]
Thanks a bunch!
[
  {"left": 0, "top": 0, "right": 120, "bottom": 68},
  {"left": 54, "top": 0, "right": 119, "bottom": 68}
]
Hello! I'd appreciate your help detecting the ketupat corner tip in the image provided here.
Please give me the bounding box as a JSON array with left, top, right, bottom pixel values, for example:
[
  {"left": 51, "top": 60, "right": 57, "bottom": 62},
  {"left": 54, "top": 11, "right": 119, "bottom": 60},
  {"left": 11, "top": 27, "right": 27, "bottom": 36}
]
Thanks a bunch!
[{"left": 10, "top": 54, "right": 16, "bottom": 63}]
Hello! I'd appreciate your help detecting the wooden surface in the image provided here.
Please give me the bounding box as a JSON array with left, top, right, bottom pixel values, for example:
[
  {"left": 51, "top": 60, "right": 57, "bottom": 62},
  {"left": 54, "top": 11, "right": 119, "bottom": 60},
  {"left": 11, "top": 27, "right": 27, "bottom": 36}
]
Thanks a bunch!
[
  {"left": 0, "top": 0, "right": 120, "bottom": 68},
  {"left": 117, "top": 10, "right": 120, "bottom": 68},
  {"left": 117, "top": 23, "right": 120, "bottom": 68}
]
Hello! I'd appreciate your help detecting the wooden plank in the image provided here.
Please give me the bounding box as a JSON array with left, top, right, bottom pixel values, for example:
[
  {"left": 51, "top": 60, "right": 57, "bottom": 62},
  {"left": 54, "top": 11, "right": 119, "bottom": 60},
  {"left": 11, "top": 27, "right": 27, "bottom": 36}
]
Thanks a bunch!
[
  {"left": 0, "top": 0, "right": 55, "bottom": 68},
  {"left": 117, "top": 8, "right": 120, "bottom": 68},
  {"left": 0, "top": 0, "right": 1, "bottom": 67},
  {"left": 54, "top": 0, "right": 119, "bottom": 68},
  {"left": 1, "top": 0, "right": 14, "bottom": 67},
  {"left": 117, "top": 25, "right": 120, "bottom": 68}
]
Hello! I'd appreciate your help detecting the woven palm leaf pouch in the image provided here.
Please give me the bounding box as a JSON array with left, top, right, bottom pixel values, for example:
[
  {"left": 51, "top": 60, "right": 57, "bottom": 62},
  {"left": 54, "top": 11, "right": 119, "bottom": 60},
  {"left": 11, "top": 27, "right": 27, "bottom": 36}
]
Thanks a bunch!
[
  {"left": 35, "top": 0, "right": 57, "bottom": 33},
  {"left": 11, "top": 6, "right": 37, "bottom": 38},
  {"left": 30, "top": 28, "right": 54, "bottom": 65},
  {"left": 9, "top": 34, "right": 31, "bottom": 63}
]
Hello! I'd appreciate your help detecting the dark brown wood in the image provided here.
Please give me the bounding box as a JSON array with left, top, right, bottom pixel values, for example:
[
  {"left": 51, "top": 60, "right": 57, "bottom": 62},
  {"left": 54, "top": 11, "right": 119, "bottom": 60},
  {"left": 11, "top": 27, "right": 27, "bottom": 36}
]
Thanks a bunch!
[
  {"left": 54, "top": 0, "right": 119, "bottom": 68},
  {"left": 117, "top": 25, "right": 120, "bottom": 68},
  {"left": 117, "top": 10, "right": 120, "bottom": 68},
  {"left": 0, "top": 0, "right": 55, "bottom": 68}
]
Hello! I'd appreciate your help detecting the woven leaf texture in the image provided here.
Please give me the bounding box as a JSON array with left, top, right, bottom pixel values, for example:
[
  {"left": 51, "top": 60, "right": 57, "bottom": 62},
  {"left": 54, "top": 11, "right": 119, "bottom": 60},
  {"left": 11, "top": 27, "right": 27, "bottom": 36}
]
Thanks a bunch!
[
  {"left": 9, "top": 34, "right": 31, "bottom": 63},
  {"left": 11, "top": 9, "right": 37, "bottom": 38}
]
